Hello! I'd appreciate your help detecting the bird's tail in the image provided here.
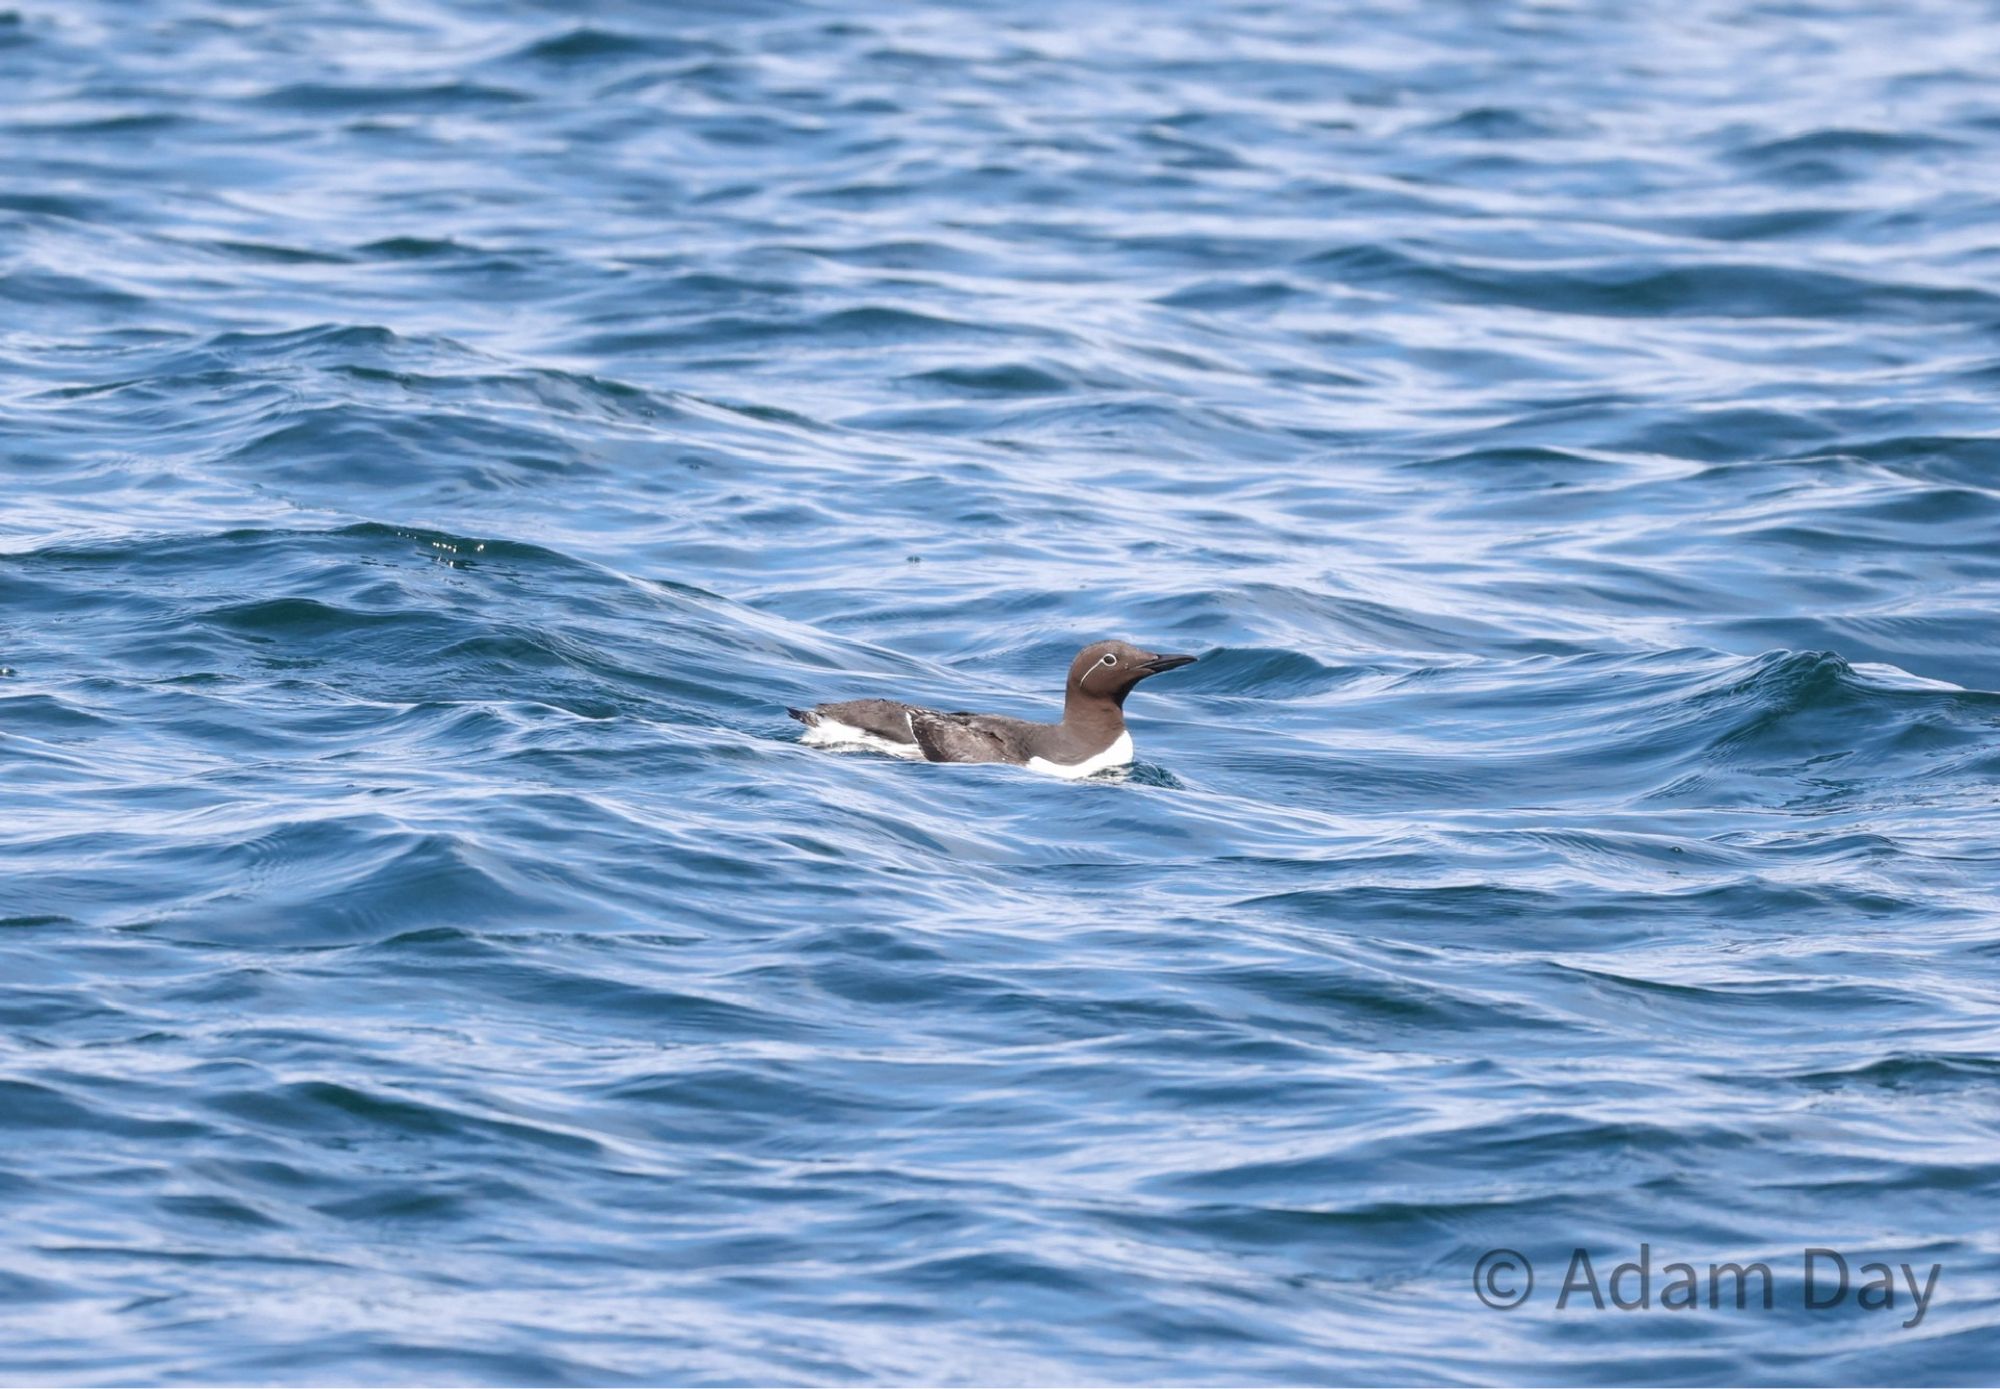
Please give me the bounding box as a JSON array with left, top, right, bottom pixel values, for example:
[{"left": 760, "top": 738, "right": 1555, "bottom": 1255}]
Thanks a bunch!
[{"left": 786, "top": 707, "right": 814, "bottom": 725}]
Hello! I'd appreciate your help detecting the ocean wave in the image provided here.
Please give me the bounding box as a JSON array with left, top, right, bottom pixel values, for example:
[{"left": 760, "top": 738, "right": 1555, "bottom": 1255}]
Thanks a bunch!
[{"left": 5, "top": 0, "right": 2000, "bottom": 1381}]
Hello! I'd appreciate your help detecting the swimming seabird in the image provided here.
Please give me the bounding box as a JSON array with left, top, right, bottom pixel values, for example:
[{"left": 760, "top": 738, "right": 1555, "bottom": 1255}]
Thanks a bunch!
[{"left": 788, "top": 639, "right": 1196, "bottom": 778}]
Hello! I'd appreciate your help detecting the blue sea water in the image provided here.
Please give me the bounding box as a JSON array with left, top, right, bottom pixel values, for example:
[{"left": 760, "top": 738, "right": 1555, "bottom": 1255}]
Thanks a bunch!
[{"left": 4, "top": 0, "right": 2000, "bottom": 1382}]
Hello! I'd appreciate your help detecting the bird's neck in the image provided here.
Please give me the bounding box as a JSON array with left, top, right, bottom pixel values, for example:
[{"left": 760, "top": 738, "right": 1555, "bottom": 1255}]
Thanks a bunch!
[{"left": 1062, "top": 691, "right": 1127, "bottom": 743}]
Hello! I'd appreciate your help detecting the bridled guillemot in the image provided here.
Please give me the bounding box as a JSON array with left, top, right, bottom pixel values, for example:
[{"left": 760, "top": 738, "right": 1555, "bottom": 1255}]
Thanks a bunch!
[{"left": 788, "top": 640, "right": 1196, "bottom": 778}]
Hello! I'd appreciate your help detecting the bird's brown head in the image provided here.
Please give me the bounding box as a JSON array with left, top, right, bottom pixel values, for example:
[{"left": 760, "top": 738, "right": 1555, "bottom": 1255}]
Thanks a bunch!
[{"left": 1065, "top": 639, "right": 1197, "bottom": 709}]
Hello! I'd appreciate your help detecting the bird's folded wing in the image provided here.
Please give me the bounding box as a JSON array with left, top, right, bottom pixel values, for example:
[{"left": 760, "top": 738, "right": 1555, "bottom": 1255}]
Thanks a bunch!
[
  {"left": 809, "top": 698, "right": 922, "bottom": 744},
  {"left": 906, "top": 710, "right": 1016, "bottom": 764}
]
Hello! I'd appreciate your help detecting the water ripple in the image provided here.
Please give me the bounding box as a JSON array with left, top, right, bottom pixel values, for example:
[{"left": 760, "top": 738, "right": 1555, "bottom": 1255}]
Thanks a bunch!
[{"left": 5, "top": 0, "right": 2000, "bottom": 1382}]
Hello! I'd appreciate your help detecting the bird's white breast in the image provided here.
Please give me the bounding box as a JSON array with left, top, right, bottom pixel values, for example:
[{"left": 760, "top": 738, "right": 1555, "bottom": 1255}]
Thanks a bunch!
[{"left": 1026, "top": 731, "right": 1133, "bottom": 780}]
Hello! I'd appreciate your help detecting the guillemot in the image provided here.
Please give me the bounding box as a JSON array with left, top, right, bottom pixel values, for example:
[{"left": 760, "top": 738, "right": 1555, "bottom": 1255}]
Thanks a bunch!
[{"left": 788, "top": 640, "right": 1196, "bottom": 779}]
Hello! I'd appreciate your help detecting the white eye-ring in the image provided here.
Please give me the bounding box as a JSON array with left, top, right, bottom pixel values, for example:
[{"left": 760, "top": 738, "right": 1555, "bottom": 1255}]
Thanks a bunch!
[{"left": 1101, "top": 653, "right": 1118, "bottom": 665}]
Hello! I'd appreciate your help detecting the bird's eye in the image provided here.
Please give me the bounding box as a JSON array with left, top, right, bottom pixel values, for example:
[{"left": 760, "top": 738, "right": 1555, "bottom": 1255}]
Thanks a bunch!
[{"left": 1101, "top": 653, "right": 1117, "bottom": 665}]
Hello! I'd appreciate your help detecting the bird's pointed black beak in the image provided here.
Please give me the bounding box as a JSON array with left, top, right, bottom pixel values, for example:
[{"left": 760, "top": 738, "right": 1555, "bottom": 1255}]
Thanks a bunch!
[{"left": 1139, "top": 652, "right": 1196, "bottom": 675}]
